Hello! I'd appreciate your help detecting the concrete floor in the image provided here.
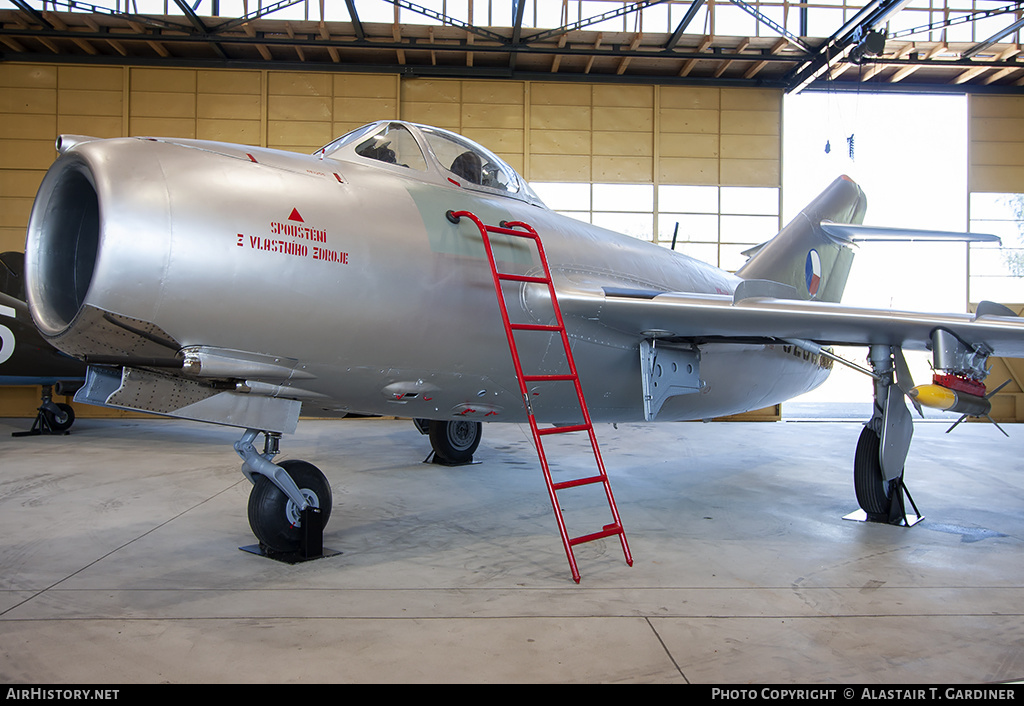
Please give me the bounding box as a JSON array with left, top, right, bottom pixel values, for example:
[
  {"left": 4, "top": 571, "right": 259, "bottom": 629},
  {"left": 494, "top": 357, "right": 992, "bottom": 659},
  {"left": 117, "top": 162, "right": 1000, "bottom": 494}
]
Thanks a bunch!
[{"left": 1, "top": 414, "right": 1023, "bottom": 684}]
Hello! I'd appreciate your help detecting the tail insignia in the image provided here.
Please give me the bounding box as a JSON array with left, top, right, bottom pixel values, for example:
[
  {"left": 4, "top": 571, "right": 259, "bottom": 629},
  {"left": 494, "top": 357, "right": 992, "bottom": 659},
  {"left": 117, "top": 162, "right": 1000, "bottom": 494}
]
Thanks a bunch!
[{"left": 805, "top": 249, "right": 822, "bottom": 297}]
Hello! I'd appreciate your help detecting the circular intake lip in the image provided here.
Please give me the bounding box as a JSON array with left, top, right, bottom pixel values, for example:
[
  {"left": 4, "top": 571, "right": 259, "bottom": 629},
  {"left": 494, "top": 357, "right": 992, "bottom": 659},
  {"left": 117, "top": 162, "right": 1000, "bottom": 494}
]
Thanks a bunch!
[{"left": 25, "top": 154, "right": 102, "bottom": 338}]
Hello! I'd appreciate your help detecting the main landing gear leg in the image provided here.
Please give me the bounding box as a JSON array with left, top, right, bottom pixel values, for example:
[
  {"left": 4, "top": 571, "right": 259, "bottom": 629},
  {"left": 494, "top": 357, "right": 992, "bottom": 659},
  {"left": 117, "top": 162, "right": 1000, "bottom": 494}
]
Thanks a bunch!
[
  {"left": 847, "top": 345, "right": 923, "bottom": 527},
  {"left": 235, "top": 428, "right": 340, "bottom": 563}
]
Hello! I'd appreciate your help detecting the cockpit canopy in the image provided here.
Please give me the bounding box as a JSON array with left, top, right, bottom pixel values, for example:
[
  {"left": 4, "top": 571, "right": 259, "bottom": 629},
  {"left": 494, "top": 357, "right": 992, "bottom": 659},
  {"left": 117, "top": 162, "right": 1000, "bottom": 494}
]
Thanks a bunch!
[{"left": 316, "top": 121, "right": 545, "bottom": 208}]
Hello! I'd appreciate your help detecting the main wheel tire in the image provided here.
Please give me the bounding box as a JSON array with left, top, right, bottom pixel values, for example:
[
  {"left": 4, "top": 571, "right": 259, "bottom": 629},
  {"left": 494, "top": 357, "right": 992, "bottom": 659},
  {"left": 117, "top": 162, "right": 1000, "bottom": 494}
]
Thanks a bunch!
[
  {"left": 247, "top": 459, "right": 332, "bottom": 553},
  {"left": 428, "top": 419, "right": 481, "bottom": 464},
  {"left": 44, "top": 403, "right": 75, "bottom": 432},
  {"left": 854, "top": 425, "right": 902, "bottom": 520}
]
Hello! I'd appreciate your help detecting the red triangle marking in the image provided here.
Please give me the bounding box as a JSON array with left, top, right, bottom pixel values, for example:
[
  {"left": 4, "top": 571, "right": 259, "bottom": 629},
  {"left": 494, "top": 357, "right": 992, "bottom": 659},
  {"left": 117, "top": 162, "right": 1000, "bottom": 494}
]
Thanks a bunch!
[{"left": 288, "top": 208, "right": 304, "bottom": 222}]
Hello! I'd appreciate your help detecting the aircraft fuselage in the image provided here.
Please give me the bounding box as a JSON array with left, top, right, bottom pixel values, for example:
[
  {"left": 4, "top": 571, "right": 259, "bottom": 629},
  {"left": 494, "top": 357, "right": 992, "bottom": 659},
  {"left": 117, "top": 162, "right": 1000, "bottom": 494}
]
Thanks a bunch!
[{"left": 26, "top": 128, "right": 832, "bottom": 428}]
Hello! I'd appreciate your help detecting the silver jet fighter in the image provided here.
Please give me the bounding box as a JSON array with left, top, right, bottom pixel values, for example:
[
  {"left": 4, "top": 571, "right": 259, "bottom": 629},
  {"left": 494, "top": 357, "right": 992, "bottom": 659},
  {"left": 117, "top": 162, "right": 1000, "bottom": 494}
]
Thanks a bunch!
[{"left": 22, "top": 121, "right": 1024, "bottom": 566}]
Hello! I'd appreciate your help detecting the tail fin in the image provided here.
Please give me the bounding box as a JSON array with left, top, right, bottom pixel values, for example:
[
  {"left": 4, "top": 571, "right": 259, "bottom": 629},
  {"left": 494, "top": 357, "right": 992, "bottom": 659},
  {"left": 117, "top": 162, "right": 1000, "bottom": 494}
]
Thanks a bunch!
[{"left": 736, "top": 175, "right": 866, "bottom": 303}]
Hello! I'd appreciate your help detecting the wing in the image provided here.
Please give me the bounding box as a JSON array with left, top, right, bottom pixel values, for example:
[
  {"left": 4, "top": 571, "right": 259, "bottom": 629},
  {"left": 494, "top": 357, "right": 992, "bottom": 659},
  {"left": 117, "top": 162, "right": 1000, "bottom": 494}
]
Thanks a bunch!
[{"left": 558, "top": 285, "right": 1024, "bottom": 358}]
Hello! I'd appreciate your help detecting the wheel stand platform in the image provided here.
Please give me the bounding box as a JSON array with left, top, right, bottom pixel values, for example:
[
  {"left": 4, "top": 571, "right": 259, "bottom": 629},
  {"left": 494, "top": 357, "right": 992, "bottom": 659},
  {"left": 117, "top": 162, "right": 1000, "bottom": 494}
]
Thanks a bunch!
[
  {"left": 11, "top": 410, "right": 70, "bottom": 437},
  {"left": 12, "top": 387, "right": 72, "bottom": 438},
  {"left": 423, "top": 451, "right": 479, "bottom": 467},
  {"left": 240, "top": 506, "right": 341, "bottom": 564},
  {"left": 844, "top": 478, "right": 924, "bottom": 527}
]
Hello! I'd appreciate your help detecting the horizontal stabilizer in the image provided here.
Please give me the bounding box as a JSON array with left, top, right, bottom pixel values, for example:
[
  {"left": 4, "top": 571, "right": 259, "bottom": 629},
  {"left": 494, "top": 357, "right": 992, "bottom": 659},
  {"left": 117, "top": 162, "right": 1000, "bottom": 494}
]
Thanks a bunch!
[{"left": 820, "top": 222, "right": 1002, "bottom": 245}]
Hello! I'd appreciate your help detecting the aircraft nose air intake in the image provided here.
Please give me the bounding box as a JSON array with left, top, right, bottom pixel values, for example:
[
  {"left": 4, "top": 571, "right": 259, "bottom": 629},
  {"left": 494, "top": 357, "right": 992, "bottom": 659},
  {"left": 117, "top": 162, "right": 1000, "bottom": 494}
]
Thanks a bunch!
[
  {"left": 25, "top": 159, "right": 101, "bottom": 336},
  {"left": 25, "top": 138, "right": 177, "bottom": 363}
]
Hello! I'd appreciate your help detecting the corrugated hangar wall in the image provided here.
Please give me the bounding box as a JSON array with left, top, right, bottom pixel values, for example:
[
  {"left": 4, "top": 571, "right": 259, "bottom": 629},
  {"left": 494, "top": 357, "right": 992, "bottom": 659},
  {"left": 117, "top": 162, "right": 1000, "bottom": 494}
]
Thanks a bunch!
[
  {"left": 970, "top": 94, "right": 1024, "bottom": 193},
  {"left": 969, "top": 95, "right": 1024, "bottom": 423}
]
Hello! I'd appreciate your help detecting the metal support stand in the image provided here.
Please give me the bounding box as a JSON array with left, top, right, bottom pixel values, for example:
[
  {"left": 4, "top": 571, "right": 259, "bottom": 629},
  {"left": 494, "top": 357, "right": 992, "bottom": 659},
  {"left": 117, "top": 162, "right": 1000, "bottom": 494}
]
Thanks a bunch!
[
  {"left": 423, "top": 451, "right": 479, "bottom": 467},
  {"left": 887, "top": 478, "right": 924, "bottom": 526},
  {"left": 12, "top": 386, "right": 72, "bottom": 437},
  {"left": 844, "top": 480, "right": 924, "bottom": 527},
  {"left": 240, "top": 507, "right": 340, "bottom": 564}
]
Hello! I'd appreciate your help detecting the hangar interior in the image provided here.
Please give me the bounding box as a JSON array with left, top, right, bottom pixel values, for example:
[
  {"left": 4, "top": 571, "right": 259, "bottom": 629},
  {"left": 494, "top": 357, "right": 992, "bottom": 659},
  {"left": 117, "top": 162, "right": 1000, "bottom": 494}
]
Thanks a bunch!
[
  {"left": 2, "top": 0, "right": 1024, "bottom": 684},
  {"left": 2, "top": 0, "right": 1024, "bottom": 420}
]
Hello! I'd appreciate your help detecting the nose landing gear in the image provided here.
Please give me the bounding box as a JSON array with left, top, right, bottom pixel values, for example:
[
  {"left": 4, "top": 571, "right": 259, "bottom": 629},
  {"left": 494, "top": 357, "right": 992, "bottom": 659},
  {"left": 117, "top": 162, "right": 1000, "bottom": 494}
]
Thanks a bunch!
[{"left": 235, "top": 429, "right": 340, "bottom": 563}]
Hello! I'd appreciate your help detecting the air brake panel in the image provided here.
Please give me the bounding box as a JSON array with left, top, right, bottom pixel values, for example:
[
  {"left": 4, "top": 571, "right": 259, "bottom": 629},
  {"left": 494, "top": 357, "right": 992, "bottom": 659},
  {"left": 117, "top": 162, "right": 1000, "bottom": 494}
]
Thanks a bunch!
[{"left": 640, "top": 339, "right": 701, "bottom": 421}]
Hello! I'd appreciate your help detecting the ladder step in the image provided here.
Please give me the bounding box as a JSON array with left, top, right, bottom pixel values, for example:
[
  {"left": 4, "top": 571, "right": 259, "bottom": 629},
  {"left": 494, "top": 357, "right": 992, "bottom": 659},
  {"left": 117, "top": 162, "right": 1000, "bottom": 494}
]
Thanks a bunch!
[
  {"left": 537, "top": 423, "right": 590, "bottom": 436},
  {"left": 552, "top": 474, "right": 604, "bottom": 491},
  {"left": 490, "top": 227, "right": 539, "bottom": 241},
  {"left": 569, "top": 523, "right": 624, "bottom": 547},
  {"left": 510, "top": 323, "right": 563, "bottom": 332},
  {"left": 498, "top": 273, "right": 550, "bottom": 284},
  {"left": 522, "top": 374, "right": 577, "bottom": 382}
]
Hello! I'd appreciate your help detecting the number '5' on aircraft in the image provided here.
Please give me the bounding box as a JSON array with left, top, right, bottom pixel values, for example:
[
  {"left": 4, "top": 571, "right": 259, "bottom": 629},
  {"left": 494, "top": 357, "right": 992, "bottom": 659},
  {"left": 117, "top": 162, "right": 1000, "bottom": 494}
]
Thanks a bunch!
[{"left": 1, "top": 251, "right": 85, "bottom": 434}]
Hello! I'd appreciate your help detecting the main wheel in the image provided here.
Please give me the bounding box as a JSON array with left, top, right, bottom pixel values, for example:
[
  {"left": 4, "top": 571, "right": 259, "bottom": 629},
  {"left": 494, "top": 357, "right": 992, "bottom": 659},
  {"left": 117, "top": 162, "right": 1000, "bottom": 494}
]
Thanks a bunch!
[
  {"left": 43, "top": 403, "right": 75, "bottom": 432},
  {"left": 428, "top": 419, "right": 481, "bottom": 464},
  {"left": 854, "top": 425, "right": 903, "bottom": 520},
  {"left": 247, "top": 459, "right": 332, "bottom": 553}
]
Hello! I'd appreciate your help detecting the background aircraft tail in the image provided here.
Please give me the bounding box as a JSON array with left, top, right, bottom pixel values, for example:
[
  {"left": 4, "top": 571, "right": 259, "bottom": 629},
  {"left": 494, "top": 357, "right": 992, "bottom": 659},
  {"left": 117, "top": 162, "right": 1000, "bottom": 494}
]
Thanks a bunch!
[{"left": 735, "top": 175, "right": 867, "bottom": 303}]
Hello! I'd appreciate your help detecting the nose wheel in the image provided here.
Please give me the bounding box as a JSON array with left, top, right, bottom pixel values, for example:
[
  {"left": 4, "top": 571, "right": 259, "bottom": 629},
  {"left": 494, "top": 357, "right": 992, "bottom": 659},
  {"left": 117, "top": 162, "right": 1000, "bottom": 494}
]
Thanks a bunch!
[
  {"left": 235, "top": 429, "right": 339, "bottom": 563},
  {"left": 247, "top": 458, "right": 333, "bottom": 553}
]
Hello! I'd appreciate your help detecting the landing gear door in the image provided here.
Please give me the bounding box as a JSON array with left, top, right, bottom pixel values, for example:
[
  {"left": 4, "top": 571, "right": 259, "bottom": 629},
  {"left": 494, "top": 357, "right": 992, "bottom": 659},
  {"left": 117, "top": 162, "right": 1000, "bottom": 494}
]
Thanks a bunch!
[{"left": 880, "top": 384, "right": 913, "bottom": 482}]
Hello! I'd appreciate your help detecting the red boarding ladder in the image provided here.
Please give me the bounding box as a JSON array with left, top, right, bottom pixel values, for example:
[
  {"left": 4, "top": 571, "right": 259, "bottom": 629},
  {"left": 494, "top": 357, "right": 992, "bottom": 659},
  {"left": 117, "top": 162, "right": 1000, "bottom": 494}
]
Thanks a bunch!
[{"left": 447, "top": 209, "right": 633, "bottom": 583}]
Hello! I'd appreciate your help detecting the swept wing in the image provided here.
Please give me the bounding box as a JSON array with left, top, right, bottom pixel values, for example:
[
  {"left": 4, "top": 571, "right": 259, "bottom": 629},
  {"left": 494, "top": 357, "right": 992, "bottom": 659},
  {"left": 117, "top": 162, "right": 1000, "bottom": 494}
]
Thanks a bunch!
[{"left": 556, "top": 286, "right": 1024, "bottom": 358}]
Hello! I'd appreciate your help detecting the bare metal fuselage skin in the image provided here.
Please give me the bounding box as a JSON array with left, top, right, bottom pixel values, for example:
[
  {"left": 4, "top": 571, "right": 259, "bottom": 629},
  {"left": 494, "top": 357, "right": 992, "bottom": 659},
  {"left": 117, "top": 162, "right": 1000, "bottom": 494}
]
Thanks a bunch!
[{"left": 25, "top": 126, "right": 831, "bottom": 428}]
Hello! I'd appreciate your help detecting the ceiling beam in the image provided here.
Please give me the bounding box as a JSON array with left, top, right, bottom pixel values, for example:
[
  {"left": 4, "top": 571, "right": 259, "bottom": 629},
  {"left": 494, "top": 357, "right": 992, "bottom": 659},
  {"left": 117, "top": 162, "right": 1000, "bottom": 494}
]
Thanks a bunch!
[
  {"left": 523, "top": 0, "right": 671, "bottom": 44},
  {"left": 550, "top": 33, "right": 567, "bottom": 73},
  {"left": 954, "top": 45, "right": 1021, "bottom": 83},
  {"left": 890, "top": 42, "right": 947, "bottom": 82},
  {"left": 726, "top": 0, "right": 811, "bottom": 53},
  {"left": 744, "top": 37, "right": 786, "bottom": 78},
  {"left": 679, "top": 34, "right": 713, "bottom": 77},
  {"left": 8, "top": 0, "right": 52, "bottom": 29},
  {"left": 583, "top": 33, "right": 603, "bottom": 74},
  {"left": 344, "top": 0, "right": 365, "bottom": 41},
  {"left": 171, "top": 0, "right": 228, "bottom": 58},
  {"left": 511, "top": 0, "right": 526, "bottom": 45},
  {"left": 665, "top": 0, "right": 705, "bottom": 50},
  {"left": 0, "top": 4, "right": 1021, "bottom": 94},
  {"left": 380, "top": 0, "right": 505, "bottom": 43},
  {"left": 616, "top": 32, "right": 643, "bottom": 74},
  {"left": 785, "top": 0, "right": 913, "bottom": 94},
  {"left": 963, "top": 16, "right": 1024, "bottom": 59},
  {"left": 171, "top": 0, "right": 211, "bottom": 34}
]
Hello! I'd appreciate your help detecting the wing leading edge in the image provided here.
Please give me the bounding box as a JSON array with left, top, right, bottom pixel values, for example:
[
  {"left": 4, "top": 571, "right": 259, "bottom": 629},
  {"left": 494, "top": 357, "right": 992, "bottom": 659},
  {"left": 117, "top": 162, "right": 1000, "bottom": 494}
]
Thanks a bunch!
[{"left": 558, "top": 285, "right": 1024, "bottom": 359}]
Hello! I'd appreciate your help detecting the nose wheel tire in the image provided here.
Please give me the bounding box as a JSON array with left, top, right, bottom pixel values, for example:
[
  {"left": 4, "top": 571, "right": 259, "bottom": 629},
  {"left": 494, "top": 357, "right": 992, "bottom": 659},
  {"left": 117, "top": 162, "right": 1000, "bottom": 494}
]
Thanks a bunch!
[
  {"left": 247, "top": 459, "right": 332, "bottom": 553},
  {"left": 428, "top": 419, "right": 481, "bottom": 464}
]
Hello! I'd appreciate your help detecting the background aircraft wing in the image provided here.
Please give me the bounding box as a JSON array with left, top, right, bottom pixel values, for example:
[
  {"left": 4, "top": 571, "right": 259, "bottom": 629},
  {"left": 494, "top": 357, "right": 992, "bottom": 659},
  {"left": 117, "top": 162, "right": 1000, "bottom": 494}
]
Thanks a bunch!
[{"left": 557, "top": 286, "right": 1024, "bottom": 358}]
